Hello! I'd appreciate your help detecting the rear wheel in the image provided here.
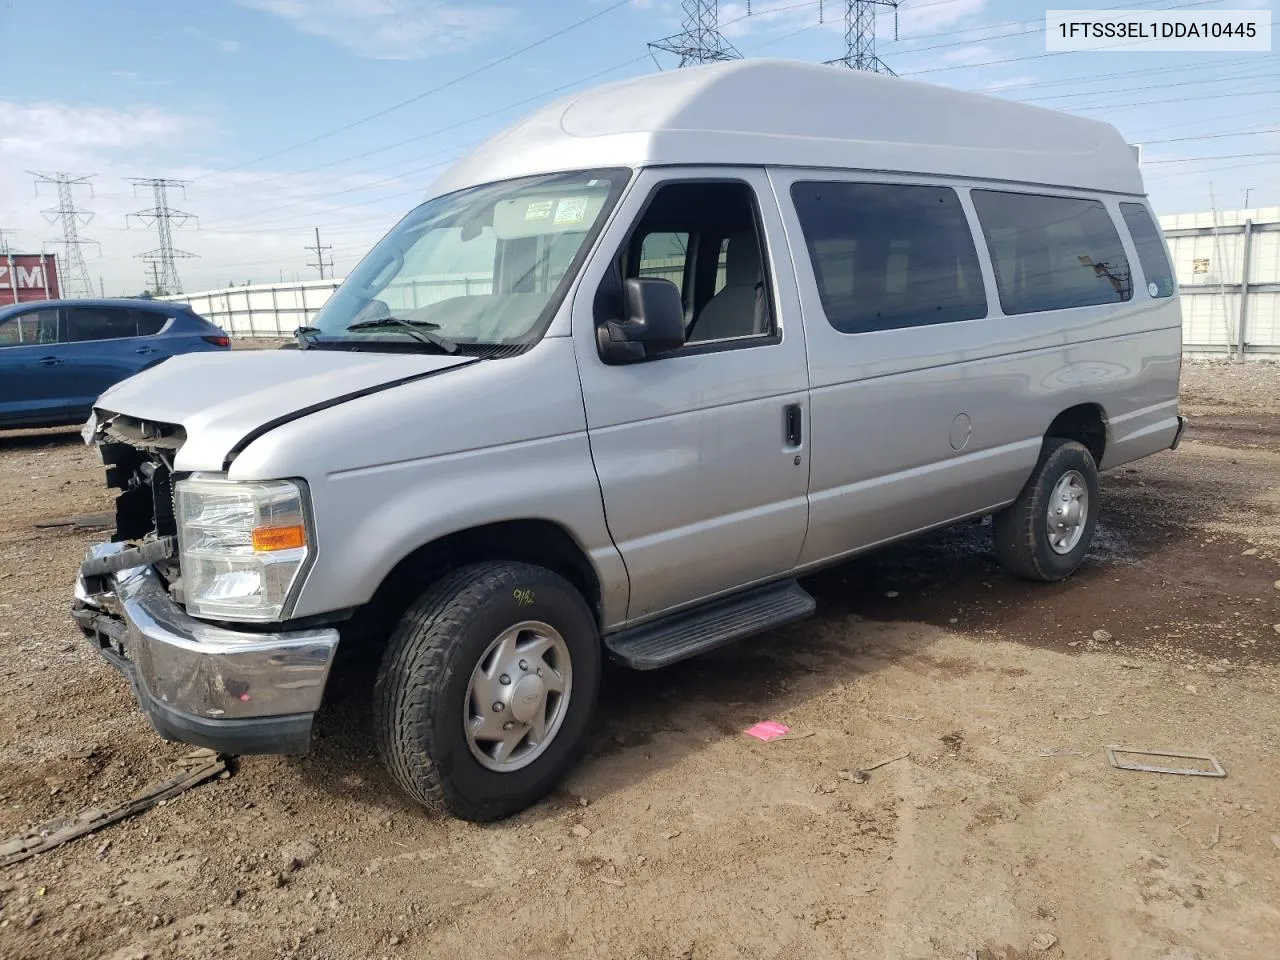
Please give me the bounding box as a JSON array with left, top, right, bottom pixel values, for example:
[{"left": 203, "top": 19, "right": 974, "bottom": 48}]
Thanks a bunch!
[
  {"left": 993, "top": 438, "right": 1100, "bottom": 582},
  {"left": 373, "top": 561, "right": 601, "bottom": 821}
]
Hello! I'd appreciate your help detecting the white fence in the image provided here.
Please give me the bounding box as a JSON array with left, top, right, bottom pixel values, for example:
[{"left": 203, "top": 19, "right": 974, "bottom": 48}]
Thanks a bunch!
[
  {"left": 166, "top": 209, "right": 1280, "bottom": 358},
  {"left": 1160, "top": 206, "right": 1280, "bottom": 360},
  {"left": 161, "top": 280, "right": 342, "bottom": 338},
  {"left": 161, "top": 274, "right": 498, "bottom": 338}
]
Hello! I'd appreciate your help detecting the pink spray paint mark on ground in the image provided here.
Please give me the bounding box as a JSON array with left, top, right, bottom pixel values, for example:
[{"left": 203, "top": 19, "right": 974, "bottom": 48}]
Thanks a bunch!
[{"left": 744, "top": 721, "right": 791, "bottom": 742}]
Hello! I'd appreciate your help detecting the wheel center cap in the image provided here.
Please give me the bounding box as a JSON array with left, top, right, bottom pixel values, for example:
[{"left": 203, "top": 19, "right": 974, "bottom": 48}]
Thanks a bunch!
[{"left": 510, "top": 674, "right": 546, "bottom": 724}]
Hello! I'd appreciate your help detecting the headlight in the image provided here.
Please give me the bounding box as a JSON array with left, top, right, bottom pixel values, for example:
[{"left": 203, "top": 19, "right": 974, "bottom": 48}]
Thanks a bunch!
[{"left": 175, "top": 477, "right": 313, "bottom": 622}]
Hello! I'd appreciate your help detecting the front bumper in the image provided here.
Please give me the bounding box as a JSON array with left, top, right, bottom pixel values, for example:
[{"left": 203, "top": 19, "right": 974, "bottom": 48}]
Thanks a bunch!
[{"left": 72, "top": 542, "right": 339, "bottom": 755}]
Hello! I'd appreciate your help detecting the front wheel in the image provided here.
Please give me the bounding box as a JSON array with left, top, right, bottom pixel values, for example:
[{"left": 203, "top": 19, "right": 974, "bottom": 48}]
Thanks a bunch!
[
  {"left": 993, "top": 438, "right": 1101, "bottom": 582},
  {"left": 373, "top": 561, "right": 601, "bottom": 821}
]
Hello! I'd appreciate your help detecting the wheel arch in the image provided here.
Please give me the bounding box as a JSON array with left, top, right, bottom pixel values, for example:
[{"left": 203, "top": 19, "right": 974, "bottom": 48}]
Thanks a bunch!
[
  {"left": 1044, "top": 403, "right": 1108, "bottom": 465},
  {"left": 342, "top": 518, "right": 605, "bottom": 654}
]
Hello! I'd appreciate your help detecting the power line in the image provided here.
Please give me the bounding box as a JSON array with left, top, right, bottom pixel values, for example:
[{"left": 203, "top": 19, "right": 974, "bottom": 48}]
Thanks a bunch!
[
  {"left": 196, "top": 0, "right": 634, "bottom": 181},
  {"left": 305, "top": 227, "right": 334, "bottom": 280},
  {"left": 126, "top": 178, "right": 198, "bottom": 296},
  {"left": 1144, "top": 151, "right": 1280, "bottom": 164},
  {"left": 31, "top": 171, "right": 97, "bottom": 298}
]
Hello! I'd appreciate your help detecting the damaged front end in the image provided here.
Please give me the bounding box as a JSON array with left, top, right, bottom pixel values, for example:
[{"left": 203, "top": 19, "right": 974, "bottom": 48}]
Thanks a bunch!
[{"left": 71, "top": 409, "right": 338, "bottom": 756}]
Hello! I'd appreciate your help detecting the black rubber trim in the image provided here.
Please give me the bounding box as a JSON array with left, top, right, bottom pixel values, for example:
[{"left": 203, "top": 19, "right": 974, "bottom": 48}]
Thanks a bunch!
[
  {"left": 1170, "top": 415, "right": 1188, "bottom": 450},
  {"left": 142, "top": 693, "right": 313, "bottom": 756},
  {"left": 221, "top": 358, "right": 481, "bottom": 469}
]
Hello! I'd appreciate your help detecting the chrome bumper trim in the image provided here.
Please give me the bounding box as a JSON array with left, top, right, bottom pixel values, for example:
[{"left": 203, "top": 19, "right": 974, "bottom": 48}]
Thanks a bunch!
[{"left": 73, "top": 542, "right": 339, "bottom": 752}]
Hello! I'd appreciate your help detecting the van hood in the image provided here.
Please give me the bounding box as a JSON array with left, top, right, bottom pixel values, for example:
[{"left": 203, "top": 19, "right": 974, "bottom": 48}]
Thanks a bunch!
[{"left": 92, "top": 348, "right": 476, "bottom": 471}]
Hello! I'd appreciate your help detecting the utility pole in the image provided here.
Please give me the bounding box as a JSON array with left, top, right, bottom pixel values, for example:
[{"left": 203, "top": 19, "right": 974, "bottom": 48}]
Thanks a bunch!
[
  {"left": 305, "top": 227, "right": 334, "bottom": 280},
  {"left": 149, "top": 262, "right": 163, "bottom": 296},
  {"left": 98, "top": 276, "right": 105, "bottom": 298},
  {"left": 649, "top": 0, "right": 742, "bottom": 67},
  {"left": 1242, "top": 187, "right": 1253, "bottom": 209},
  {"left": 31, "top": 171, "right": 98, "bottom": 298},
  {"left": 127, "top": 178, "right": 198, "bottom": 296},
  {"left": 823, "top": 0, "right": 901, "bottom": 75},
  {"left": 0, "top": 229, "right": 12, "bottom": 255}
]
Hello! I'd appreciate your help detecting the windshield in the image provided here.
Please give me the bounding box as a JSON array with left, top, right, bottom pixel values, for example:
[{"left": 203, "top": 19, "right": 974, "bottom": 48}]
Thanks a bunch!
[{"left": 311, "top": 168, "right": 629, "bottom": 351}]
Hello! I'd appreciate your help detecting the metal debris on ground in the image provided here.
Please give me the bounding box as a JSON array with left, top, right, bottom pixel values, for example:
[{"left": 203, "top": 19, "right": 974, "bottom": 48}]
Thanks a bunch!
[
  {"left": 0, "top": 749, "right": 227, "bottom": 867},
  {"left": 839, "top": 751, "right": 909, "bottom": 784},
  {"left": 32, "top": 511, "right": 114, "bottom": 531},
  {"left": 1105, "top": 746, "right": 1226, "bottom": 778}
]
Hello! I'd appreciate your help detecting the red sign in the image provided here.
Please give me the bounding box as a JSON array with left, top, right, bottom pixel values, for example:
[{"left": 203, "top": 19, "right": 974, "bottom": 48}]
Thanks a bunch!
[{"left": 0, "top": 253, "right": 61, "bottom": 303}]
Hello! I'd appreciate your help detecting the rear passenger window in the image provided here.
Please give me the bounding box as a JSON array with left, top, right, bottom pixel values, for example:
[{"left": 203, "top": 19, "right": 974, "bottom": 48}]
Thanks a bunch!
[
  {"left": 971, "top": 191, "right": 1132, "bottom": 314},
  {"left": 790, "top": 182, "right": 987, "bottom": 334},
  {"left": 1119, "top": 202, "right": 1174, "bottom": 298},
  {"left": 65, "top": 307, "right": 138, "bottom": 342},
  {"left": 135, "top": 310, "right": 169, "bottom": 336}
]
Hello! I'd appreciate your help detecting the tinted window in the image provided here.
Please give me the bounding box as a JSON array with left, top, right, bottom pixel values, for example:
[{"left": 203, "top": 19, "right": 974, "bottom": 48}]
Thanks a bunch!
[
  {"left": 971, "top": 191, "right": 1132, "bottom": 315},
  {"left": 1119, "top": 202, "right": 1174, "bottom": 298},
  {"left": 65, "top": 307, "right": 138, "bottom": 342},
  {"left": 135, "top": 310, "right": 170, "bottom": 336},
  {"left": 0, "top": 309, "right": 58, "bottom": 347},
  {"left": 790, "top": 182, "right": 987, "bottom": 334}
]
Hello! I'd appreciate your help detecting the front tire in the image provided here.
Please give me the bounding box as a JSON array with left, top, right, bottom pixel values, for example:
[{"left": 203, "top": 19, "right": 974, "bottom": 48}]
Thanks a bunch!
[
  {"left": 373, "top": 561, "right": 601, "bottom": 821},
  {"left": 993, "top": 438, "right": 1100, "bottom": 582}
]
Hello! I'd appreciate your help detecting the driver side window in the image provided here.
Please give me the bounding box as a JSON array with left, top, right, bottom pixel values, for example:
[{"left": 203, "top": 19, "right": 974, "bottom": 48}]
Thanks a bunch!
[{"left": 621, "top": 181, "right": 775, "bottom": 348}]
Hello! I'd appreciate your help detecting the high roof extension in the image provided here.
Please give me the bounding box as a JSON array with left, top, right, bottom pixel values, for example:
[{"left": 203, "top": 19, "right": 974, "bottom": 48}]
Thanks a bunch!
[{"left": 429, "top": 58, "right": 1143, "bottom": 200}]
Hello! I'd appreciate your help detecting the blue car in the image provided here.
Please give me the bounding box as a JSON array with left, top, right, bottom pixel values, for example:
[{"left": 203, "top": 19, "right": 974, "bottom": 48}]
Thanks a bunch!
[{"left": 0, "top": 298, "right": 230, "bottom": 429}]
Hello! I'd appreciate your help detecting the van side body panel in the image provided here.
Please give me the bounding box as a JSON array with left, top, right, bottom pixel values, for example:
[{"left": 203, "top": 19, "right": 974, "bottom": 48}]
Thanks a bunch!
[{"left": 766, "top": 169, "right": 1182, "bottom": 569}]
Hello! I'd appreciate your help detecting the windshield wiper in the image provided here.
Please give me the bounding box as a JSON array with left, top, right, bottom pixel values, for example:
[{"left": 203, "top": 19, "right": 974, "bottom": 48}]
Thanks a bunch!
[
  {"left": 345, "top": 316, "right": 459, "bottom": 354},
  {"left": 293, "top": 325, "right": 322, "bottom": 350}
]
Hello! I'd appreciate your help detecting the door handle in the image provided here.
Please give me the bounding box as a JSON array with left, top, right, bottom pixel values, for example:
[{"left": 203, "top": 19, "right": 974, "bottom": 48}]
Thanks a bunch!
[
  {"left": 38, "top": 356, "right": 64, "bottom": 366},
  {"left": 135, "top": 346, "right": 155, "bottom": 354},
  {"left": 784, "top": 403, "right": 803, "bottom": 447}
]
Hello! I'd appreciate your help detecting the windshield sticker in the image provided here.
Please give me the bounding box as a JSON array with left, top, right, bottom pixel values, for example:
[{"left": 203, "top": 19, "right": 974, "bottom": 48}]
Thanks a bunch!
[
  {"left": 524, "top": 200, "right": 553, "bottom": 221},
  {"left": 553, "top": 196, "right": 588, "bottom": 225}
]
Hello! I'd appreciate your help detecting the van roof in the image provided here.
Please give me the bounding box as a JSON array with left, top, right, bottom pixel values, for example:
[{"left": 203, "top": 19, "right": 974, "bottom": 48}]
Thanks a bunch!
[{"left": 429, "top": 58, "right": 1143, "bottom": 199}]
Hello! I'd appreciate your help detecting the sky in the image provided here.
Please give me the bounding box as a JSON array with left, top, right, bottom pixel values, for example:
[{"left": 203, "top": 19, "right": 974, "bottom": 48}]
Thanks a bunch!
[{"left": 0, "top": 0, "right": 1276, "bottom": 296}]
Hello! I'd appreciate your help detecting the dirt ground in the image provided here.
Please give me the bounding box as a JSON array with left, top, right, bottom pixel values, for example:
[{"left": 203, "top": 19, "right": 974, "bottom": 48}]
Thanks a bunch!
[{"left": 1, "top": 361, "right": 1278, "bottom": 960}]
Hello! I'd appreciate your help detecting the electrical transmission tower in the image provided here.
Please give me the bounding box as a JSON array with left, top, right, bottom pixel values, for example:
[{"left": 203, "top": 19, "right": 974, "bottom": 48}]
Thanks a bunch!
[
  {"left": 649, "top": 0, "right": 741, "bottom": 68},
  {"left": 127, "top": 178, "right": 198, "bottom": 296},
  {"left": 305, "top": 227, "right": 334, "bottom": 280},
  {"left": 31, "top": 171, "right": 98, "bottom": 298},
  {"left": 823, "top": 0, "right": 900, "bottom": 75}
]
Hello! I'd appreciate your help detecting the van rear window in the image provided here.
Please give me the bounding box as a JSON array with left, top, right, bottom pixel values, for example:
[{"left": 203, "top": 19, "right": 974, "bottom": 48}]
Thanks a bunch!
[
  {"left": 790, "top": 182, "right": 987, "bottom": 334},
  {"left": 1119, "top": 202, "right": 1175, "bottom": 298},
  {"left": 970, "top": 191, "right": 1132, "bottom": 315}
]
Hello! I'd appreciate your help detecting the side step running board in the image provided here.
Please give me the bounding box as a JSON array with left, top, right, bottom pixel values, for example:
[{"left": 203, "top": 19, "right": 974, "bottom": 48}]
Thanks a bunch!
[{"left": 603, "top": 580, "right": 816, "bottom": 671}]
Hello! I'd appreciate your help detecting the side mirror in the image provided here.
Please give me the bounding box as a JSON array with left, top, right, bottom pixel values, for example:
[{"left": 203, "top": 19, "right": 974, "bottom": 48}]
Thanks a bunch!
[{"left": 596, "top": 277, "right": 686, "bottom": 364}]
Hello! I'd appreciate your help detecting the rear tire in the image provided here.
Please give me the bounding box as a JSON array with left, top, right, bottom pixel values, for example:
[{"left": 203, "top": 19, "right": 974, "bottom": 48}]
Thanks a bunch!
[
  {"left": 373, "top": 561, "right": 601, "bottom": 821},
  {"left": 993, "top": 438, "right": 1100, "bottom": 582}
]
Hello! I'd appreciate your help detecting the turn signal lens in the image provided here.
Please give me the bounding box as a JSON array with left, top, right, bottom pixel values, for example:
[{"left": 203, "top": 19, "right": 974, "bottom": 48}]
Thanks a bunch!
[{"left": 252, "top": 524, "right": 306, "bottom": 552}]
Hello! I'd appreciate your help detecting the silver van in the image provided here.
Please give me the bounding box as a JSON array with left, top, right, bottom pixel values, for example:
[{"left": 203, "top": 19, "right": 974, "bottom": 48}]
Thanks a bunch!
[{"left": 72, "top": 59, "right": 1185, "bottom": 821}]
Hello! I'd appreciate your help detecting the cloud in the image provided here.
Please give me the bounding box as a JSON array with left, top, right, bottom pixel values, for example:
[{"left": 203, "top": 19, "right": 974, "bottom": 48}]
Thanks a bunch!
[
  {"left": 217, "top": 39, "right": 243, "bottom": 54},
  {"left": 0, "top": 97, "right": 422, "bottom": 294},
  {"left": 934, "top": 44, "right": 998, "bottom": 67},
  {"left": 0, "top": 101, "right": 193, "bottom": 164},
  {"left": 970, "top": 73, "right": 1039, "bottom": 93},
  {"left": 235, "top": 0, "right": 518, "bottom": 59}
]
